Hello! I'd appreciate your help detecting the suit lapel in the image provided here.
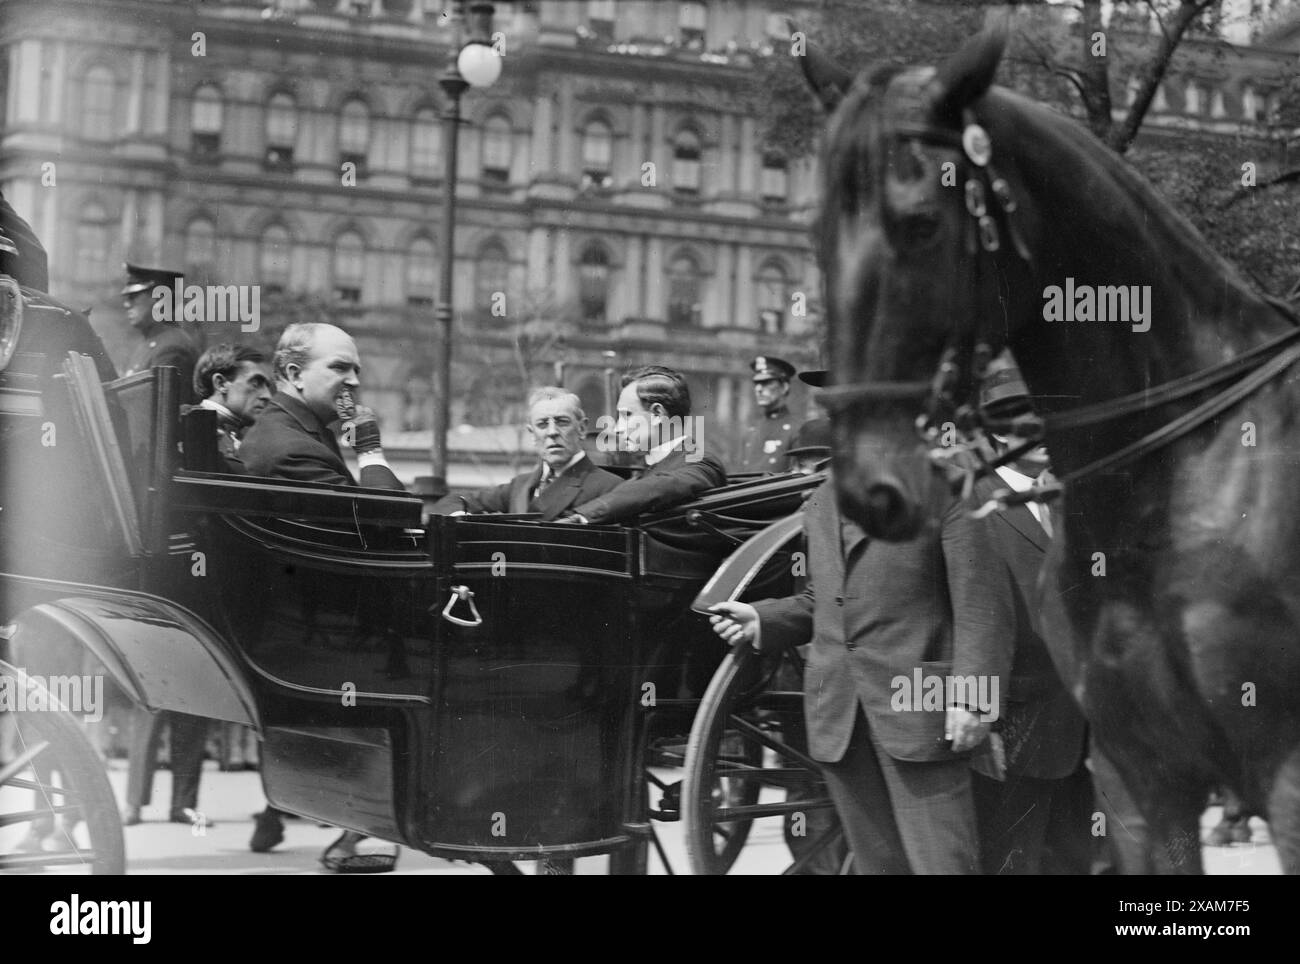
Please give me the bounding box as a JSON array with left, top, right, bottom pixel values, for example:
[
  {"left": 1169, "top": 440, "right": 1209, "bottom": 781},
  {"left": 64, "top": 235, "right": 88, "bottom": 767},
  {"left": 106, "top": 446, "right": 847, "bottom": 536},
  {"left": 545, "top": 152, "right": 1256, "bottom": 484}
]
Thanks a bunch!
[
  {"left": 273, "top": 393, "right": 355, "bottom": 485},
  {"left": 975, "top": 475, "right": 1049, "bottom": 552},
  {"left": 511, "top": 466, "right": 541, "bottom": 514}
]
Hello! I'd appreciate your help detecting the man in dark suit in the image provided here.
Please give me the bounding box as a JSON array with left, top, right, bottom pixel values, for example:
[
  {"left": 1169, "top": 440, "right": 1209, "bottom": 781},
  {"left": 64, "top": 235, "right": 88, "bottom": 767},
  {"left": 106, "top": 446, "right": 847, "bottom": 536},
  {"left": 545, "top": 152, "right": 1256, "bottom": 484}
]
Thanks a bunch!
[
  {"left": 559, "top": 365, "right": 726, "bottom": 525},
  {"left": 0, "top": 188, "right": 49, "bottom": 290},
  {"left": 432, "top": 386, "right": 619, "bottom": 521},
  {"left": 235, "top": 322, "right": 401, "bottom": 868},
  {"left": 120, "top": 263, "right": 200, "bottom": 404},
  {"left": 969, "top": 352, "right": 1091, "bottom": 874},
  {"left": 708, "top": 475, "right": 1012, "bottom": 874},
  {"left": 236, "top": 322, "right": 402, "bottom": 491}
]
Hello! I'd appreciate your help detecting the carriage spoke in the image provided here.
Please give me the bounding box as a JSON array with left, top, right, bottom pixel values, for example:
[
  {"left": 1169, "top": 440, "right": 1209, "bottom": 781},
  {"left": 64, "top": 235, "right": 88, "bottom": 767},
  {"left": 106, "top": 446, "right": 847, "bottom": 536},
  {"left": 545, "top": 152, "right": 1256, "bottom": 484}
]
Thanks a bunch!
[
  {"left": 0, "top": 776, "right": 83, "bottom": 798},
  {"left": 713, "top": 798, "right": 836, "bottom": 822},
  {"left": 0, "top": 850, "right": 99, "bottom": 871},
  {"left": 0, "top": 804, "right": 83, "bottom": 829},
  {"left": 0, "top": 739, "right": 52, "bottom": 785},
  {"left": 725, "top": 714, "right": 824, "bottom": 771},
  {"left": 780, "top": 824, "right": 846, "bottom": 877}
]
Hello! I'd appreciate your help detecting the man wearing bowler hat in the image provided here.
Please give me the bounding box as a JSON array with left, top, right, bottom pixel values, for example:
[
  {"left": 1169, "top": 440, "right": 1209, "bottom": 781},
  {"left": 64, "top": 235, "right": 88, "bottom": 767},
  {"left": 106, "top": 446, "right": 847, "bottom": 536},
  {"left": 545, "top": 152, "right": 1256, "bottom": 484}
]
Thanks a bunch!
[
  {"left": 739, "top": 355, "right": 800, "bottom": 474},
  {"left": 121, "top": 262, "right": 199, "bottom": 403}
]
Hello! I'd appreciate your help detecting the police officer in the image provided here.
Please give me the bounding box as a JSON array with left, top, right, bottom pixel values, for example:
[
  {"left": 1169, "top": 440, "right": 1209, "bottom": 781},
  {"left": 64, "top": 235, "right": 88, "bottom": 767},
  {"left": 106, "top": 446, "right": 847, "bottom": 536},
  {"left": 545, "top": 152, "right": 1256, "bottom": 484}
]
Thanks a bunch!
[
  {"left": 121, "top": 263, "right": 199, "bottom": 403},
  {"left": 738, "top": 355, "right": 799, "bottom": 474}
]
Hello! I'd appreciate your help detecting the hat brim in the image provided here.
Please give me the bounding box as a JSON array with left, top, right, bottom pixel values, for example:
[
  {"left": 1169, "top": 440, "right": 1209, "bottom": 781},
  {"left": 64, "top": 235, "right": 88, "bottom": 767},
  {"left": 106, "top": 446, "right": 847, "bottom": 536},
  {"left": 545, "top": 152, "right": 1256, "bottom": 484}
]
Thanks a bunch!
[
  {"left": 786, "top": 445, "right": 831, "bottom": 458},
  {"left": 798, "top": 370, "right": 827, "bottom": 387},
  {"left": 752, "top": 373, "right": 789, "bottom": 383}
]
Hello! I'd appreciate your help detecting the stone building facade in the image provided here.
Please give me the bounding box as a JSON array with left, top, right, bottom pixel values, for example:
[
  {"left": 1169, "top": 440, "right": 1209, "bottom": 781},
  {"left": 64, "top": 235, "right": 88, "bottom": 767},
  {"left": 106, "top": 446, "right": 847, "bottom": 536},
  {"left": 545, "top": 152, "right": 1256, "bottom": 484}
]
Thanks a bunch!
[{"left": 2, "top": 0, "right": 1297, "bottom": 483}]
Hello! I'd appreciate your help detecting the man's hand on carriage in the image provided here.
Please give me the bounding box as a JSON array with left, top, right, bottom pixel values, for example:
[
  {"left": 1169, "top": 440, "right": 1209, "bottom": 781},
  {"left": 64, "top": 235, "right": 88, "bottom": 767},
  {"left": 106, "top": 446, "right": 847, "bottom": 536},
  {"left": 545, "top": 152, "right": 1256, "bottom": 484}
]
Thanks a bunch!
[
  {"left": 707, "top": 602, "right": 764, "bottom": 652},
  {"left": 944, "top": 707, "right": 990, "bottom": 753}
]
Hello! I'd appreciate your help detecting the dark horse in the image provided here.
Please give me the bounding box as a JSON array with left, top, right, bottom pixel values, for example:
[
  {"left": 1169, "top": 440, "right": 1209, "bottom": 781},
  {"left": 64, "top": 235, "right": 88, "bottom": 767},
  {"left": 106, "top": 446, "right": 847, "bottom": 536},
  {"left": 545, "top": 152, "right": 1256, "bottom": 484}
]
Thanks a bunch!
[{"left": 803, "top": 24, "right": 1300, "bottom": 873}]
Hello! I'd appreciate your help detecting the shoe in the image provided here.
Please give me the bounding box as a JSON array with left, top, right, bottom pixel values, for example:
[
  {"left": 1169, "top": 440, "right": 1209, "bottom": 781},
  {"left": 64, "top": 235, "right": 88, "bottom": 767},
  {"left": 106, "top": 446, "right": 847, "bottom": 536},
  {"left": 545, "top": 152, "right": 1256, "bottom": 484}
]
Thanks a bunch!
[
  {"left": 249, "top": 809, "right": 284, "bottom": 853},
  {"left": 169, "top": 808, "right": 215, "bottom": 827},
  {"left": 319, "top": 832, "right": 399, "bottom": 874},
  {"left": 122, "top": 807, "right": 142, "bottom": 826}
]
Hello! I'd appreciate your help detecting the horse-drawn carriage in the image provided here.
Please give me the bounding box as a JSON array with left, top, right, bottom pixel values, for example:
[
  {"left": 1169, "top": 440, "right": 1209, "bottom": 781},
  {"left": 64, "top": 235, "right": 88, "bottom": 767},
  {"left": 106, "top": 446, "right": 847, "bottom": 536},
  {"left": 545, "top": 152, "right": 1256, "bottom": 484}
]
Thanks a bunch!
[{"left": 0, "top": 279, "right": 842, "bottom": 874}]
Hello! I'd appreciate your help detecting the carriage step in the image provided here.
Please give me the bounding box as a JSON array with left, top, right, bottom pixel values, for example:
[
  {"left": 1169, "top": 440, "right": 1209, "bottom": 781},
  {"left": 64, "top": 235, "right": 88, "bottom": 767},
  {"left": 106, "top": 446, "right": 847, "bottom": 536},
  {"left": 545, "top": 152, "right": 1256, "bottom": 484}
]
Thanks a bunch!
[{"left": 652, "top": 780, "right": 682, "bottom": 820}]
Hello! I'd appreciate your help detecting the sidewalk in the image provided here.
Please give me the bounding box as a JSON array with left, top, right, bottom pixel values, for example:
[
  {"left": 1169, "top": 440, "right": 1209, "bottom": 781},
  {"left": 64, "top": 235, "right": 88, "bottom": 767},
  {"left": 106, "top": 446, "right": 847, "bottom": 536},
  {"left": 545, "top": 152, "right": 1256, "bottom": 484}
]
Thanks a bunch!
[{"left": 91, "top": 761, "right": 1281, "bottom": 875}]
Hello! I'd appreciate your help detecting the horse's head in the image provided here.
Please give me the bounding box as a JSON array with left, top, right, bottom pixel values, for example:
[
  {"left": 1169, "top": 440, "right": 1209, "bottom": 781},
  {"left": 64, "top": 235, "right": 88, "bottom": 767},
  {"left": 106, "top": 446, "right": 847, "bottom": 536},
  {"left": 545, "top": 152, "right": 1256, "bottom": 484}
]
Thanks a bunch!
[{"left": 806, "top": 24, "right": 1040, "bottom": 540}]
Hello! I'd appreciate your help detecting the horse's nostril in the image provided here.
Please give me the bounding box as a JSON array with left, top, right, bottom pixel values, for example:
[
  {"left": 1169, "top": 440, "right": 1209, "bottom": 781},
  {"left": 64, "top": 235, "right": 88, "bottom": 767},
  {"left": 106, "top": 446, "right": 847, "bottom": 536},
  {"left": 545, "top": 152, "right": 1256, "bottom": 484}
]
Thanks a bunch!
[{"left": 867, "top": 485, "right": 903, "bottom": 519}]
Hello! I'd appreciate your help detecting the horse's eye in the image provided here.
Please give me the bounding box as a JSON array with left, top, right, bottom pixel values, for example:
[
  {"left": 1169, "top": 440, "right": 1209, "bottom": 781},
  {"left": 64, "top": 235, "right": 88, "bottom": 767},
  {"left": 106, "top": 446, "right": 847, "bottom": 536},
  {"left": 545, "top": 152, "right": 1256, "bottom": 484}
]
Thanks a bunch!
[{"left": 893, "top": 212, "right": 941, "bottom": 249}]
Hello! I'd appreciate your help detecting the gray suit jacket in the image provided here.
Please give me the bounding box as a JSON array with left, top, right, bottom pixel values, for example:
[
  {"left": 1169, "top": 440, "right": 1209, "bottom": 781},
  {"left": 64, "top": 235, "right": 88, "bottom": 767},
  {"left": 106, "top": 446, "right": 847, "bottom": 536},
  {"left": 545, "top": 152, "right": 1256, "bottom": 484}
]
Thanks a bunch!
[
  {"left": 431, "top": 454, "right": 620, "bottom": 522},
  {"left": 752, "top": 478, "right": 1013, "bottom": 764}
]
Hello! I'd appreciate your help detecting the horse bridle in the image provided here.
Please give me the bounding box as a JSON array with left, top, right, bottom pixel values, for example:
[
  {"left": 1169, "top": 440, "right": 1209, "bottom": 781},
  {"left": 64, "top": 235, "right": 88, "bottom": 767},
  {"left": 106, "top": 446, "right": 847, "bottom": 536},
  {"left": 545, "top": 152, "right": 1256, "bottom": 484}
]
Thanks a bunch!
[{"left": 815, "top": 108, "right": 1300, "bottom": 514}]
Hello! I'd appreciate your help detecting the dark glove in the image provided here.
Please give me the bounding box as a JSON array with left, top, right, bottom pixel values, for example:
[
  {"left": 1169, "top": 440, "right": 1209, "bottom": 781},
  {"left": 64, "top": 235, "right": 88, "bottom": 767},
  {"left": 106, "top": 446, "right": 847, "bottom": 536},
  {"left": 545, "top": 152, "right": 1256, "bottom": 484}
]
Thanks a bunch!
[{"left": 349, "top": 405, "right": 383, "bottom": 455}]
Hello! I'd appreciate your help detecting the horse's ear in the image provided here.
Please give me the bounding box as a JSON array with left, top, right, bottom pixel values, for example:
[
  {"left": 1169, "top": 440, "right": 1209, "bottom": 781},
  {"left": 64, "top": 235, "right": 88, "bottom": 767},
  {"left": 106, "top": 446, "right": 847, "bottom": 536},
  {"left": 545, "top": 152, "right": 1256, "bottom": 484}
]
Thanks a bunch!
[
  {"left": 928, "top": 19, "right": 1009, "bottom": 122},
  {"left": 787, "top": 18, "right": 853, "bottom": 113}
]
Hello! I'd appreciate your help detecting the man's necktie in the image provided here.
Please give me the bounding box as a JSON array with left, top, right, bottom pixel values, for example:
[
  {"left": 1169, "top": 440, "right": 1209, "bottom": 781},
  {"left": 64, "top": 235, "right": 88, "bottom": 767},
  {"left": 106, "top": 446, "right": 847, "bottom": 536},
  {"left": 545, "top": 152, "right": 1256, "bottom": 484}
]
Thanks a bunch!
[
  {"left": 1035, "top": 470, "right": 1055, "bottom": 538},
  {"left": 534, "top": 471, "right": 553, "bottom": 501}
]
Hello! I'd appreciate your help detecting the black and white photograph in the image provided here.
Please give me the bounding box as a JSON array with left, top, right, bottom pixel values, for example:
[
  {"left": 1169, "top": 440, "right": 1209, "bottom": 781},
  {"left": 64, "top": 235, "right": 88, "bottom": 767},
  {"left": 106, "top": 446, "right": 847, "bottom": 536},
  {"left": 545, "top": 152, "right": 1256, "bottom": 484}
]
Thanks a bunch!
[{"left": 0, "top": 0, "right": 1296, "bottom": 912}]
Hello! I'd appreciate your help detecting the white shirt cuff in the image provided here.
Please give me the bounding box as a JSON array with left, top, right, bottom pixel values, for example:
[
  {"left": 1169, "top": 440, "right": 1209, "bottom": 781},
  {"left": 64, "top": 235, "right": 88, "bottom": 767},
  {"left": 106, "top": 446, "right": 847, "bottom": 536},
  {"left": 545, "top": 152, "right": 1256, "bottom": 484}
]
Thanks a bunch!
[{"left": 357, "top": 450, "right": 390, "bottom": 469}]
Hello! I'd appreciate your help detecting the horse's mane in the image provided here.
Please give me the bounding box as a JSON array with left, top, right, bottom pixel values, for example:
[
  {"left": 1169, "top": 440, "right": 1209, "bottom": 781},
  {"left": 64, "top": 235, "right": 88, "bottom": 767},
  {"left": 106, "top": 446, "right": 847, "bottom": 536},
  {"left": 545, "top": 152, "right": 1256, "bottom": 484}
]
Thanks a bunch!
[
  {"left": 819, "top": 66, "right": 1277, "bottom": 331},
  {"left": 981, "top": 85, "right": 1271, "bottom": 318}
]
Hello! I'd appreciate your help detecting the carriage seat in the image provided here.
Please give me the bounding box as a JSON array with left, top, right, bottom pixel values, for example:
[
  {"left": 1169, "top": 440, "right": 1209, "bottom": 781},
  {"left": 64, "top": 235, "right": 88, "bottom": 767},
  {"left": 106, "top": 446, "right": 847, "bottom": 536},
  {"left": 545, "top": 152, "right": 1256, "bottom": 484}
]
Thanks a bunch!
[{"left": 635, "top": 471, "right": 820, "bottom": 582}]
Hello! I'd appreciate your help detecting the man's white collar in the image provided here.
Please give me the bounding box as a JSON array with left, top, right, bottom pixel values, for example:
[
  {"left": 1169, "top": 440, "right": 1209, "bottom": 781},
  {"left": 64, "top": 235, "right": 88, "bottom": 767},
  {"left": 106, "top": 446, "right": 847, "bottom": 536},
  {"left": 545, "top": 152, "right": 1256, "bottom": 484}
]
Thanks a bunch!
[
  {"left": 542, "top": 451, "right": 585, "bottom": 480},
  {"left": 646, "top": 436, "right": 688, "bottom": 466},
  {"left": 199, "top": 397, "right": 236, "bottom": 423}
]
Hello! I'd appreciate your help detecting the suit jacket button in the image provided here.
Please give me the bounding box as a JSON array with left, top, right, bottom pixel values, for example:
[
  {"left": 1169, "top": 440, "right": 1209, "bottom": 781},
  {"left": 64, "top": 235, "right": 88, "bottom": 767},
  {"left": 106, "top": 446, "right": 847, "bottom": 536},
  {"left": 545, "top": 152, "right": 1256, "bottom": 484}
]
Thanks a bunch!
[
  {"left": 834, "top": 595, "right": 844, "bottom": 605},
  {"left": 845, "top": 641, "right": 856, "bottom": 651}
]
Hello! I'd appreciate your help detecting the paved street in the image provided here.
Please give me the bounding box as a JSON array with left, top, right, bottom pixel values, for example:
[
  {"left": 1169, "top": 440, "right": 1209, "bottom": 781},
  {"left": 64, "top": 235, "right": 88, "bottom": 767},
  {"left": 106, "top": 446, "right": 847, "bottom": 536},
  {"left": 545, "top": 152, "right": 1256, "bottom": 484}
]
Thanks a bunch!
[{"left": 9, "top": 759, "right": 1277, "bottom": 875}]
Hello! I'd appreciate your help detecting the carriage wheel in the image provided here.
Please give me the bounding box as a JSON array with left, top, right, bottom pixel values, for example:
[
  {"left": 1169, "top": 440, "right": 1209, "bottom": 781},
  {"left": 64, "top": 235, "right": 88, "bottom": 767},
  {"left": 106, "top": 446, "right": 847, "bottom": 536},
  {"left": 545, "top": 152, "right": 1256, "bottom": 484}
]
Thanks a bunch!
[
  {"left": 682, "top": 645, "right": 844, "bottom": 875},
  {"left": 0, "top": 666, "right": 125, "bottom": 875}
]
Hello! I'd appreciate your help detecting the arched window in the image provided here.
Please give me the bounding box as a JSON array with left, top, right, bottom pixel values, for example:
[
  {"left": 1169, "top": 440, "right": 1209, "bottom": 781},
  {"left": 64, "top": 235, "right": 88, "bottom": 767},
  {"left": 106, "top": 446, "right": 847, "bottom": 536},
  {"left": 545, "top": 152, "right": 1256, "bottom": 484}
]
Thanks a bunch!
[
  {"left": 474, "top": 242, "right": 509, "bottom": 314},
  {"left": 578, "top": 244, "right": 610, "bottom": 322},
  {"left": 756, "top": 261, "right": 788, "bottom": 333},
  {"left": 191, "top": 85, "right": 223, "bottom": 159},
  {"left": 407, "top": 236, "right": 437, "bottom": 307},
  {"left": 184, "top": 218, "right": 217, "bottom": 281},
  {"left": 1242, "top": 85, "right": 1260, "bottom": 121},
  {"left": 667, "top": 252, "right": 701, "bottom": 326},
  {"left": 1152, "top": 82, "right": 1169, "bottom": 113},
  {"left": 573, "top": 373, "right": 607, "bottom": 424},
  {"left": 339, "top": 98, "right": 370, "bottom": 176},
  {"left": 481, "top": 115, "right": 513, "bottom": 183},
  {"left": 411, "top": 107, "right": 441, "bottom": 180},
  {"left": 75, "top": 202, "right": 112, "bottom": 283},
  {"left": 1184, "top": 82, "right": 1203, "bottom": 115},
  {"left": 673, "top": 128, "right": 701, "bottom": 194},
  {"left": 587, "top": 0, "right": 616, "bottom": 40},
  {"left": 265, "top": 92, "right": 297, "bottom": 171},
  {"left": 82, "top": 66, "right": 119, "bottom": 140},
  {"left": 679, "top": 1, "right": 707, "bottom": 48},
  {"left": 333, "top": 231, "right": 365, "bottom": 304},
  {"left": 1210, "top": 87, "right": 1227, "bottom": 119},
  {"left": 260, "top": 224, "right": 292, "bottom": 293},
  {"left": 760, "top": 153, "right": 788, "bottom": 203},
  {"left": 581, "top": 119, "right": 613, "bottom": 185}
]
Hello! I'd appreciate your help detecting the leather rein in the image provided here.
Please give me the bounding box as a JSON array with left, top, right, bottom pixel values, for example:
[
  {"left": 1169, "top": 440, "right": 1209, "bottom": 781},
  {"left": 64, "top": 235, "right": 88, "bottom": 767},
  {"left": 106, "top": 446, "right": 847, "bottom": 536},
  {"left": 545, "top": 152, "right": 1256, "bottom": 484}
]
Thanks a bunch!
[{"left": 815, "top": 111, "right": 1300, "bottom": 513}]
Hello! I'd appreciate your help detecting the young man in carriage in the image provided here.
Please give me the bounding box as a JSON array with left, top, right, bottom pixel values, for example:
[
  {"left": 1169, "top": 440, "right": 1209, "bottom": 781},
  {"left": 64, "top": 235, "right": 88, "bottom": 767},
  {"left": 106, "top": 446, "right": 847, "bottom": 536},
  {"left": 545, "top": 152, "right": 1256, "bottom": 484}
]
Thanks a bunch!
[{"left": 556, "top": 365, "right": 727, "bottom": 525}]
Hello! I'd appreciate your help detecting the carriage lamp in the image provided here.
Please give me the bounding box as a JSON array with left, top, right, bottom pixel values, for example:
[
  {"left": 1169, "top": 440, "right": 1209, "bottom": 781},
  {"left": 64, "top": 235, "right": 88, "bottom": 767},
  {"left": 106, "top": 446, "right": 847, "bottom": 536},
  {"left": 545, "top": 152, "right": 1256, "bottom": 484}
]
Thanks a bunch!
[{"left": 427, "top": 1, "right": 498, "bottom": 498}]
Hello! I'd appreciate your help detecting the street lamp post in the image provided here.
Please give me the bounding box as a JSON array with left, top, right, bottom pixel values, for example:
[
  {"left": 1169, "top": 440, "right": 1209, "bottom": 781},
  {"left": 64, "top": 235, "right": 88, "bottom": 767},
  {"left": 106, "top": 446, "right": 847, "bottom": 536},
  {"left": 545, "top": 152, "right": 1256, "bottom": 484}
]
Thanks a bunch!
[{"left": 428, "top": 0, "right": 500, "bottom": 496}]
